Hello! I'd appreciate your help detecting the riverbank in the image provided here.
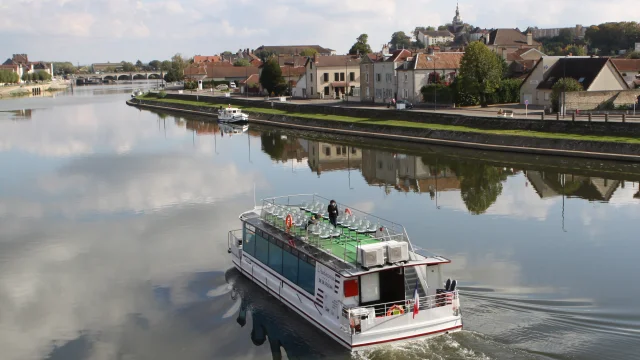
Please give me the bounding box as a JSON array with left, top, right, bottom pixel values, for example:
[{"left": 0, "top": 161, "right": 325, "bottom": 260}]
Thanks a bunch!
[
  {"left": 0, "top": 80, "right": 70, "bottom": 98},
  {"left": 127, "top": 96, "right": 640, "bottom": 162}
]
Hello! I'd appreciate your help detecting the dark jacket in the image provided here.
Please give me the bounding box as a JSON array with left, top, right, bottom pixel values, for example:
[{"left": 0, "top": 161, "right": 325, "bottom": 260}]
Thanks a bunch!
[{"left": 328, "top": 203, "right": 339, "bottom": 219}]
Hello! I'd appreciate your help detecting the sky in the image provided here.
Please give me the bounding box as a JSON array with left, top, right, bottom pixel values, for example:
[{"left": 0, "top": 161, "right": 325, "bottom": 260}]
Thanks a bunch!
[{"left": 1, "top": 0, "right": 639, "bottom": 64}]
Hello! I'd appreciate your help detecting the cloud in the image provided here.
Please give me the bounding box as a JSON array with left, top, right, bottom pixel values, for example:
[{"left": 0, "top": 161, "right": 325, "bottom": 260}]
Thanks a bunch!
[{"left": 2, "top": 0, "right": 639, "bottom": 63}]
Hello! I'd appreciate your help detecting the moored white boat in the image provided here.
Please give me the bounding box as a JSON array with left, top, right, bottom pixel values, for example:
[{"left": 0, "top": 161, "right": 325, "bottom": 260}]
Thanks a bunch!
[
  {"left": 131, "top": 89, "right": 143, "bottom": 98},
  {"left": 227, "top": 194, "right": 462, "bottom": 351},
  {"left": 218, "top": 105, "right": 249, "bottom": 123}
]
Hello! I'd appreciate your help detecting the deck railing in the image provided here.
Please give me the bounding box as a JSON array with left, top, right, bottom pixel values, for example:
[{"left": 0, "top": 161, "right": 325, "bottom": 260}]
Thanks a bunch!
[{"left": 340, "top": 291, "right": 460, "bottom": 334}]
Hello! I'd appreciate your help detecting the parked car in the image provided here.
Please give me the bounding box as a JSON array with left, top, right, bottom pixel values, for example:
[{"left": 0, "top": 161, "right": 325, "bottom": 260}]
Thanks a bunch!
[
  {"left": 396, "top": 99, "right": 413, "bottom": 109},
  {"left": 229, "top": 82, "right": 236, "bottom": 89},
  {"left": 216, "top": 84, "right": 229, "bottom": 91}
]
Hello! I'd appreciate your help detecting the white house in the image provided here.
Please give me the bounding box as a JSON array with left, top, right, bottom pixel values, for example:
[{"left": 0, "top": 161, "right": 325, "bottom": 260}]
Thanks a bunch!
[
  {"left": 396, "top": 52, "right": 463, "bottom": 103},
  {"left": 417, "top": 31, "right": 455, "bottom": 46},
  {"left": 292, "top": 73, "right": 307, "bottom": 98}
]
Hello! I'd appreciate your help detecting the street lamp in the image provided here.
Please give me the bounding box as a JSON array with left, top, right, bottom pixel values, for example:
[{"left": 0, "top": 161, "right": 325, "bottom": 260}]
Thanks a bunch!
[
  {"left": 284, "top": 61, "right": 295, "bottom": 98},
  {"left": 434, "top": 56, "right": 437, "bottom": 111},
  {"left": 563, "top": 56, "right": 567, "bottom": 119}
]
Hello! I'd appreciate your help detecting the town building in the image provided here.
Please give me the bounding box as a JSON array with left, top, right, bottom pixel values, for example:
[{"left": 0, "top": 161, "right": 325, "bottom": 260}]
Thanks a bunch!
[
  {"left": 611, "top": 59, "right": 640, "bottom": 88},
  {"left": 184, "top": 62, "right": 259, "bottom": 84},
  {"left": 3, "top": 54, "right": 53, "bottom": 81},
  {"left": 396, "top": 51, "right": 464, "bottom": 103},
  {"left": 360, "top": 49, "right": 411, "bottom": 103},
  {"left": 506, "top": 48, "right": 546, "bottom": 78},
  {"left": 255, "top": 45, "right": 336, "bottom": 56},
  {"left": 530, "top": 25, "right": 586, "bottom": 40},
  {"left": 519, "top": 56, "right": 629, "bottom": 107},
  {"left": 304, "top": 55, "right": 361, "bottom": 99},
  {"left": 417, "top": 31, "right": 455, "bottom": 46},
  {"left": 481, "top": 29, "right": 542, "bottom": 59},
  {"left": 445, "top": 3, "right": 467, "bottom": 38},
  {"left": 193, "top": 55, "right": 221, "bottom": 64}
]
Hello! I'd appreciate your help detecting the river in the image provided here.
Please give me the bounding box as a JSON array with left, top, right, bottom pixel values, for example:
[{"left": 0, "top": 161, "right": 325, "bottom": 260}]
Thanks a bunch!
[{"left": 1, "top": 86, "right": 640, "bottom": 360}]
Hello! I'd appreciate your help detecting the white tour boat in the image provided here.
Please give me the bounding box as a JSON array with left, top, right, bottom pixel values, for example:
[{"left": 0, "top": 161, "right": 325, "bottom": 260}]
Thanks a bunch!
[
  {"left": 218, "top": 105, "right": 249, "bottom": 123},
  {"left": 227, "top": 194, "right": 462, "bottom": 351}
]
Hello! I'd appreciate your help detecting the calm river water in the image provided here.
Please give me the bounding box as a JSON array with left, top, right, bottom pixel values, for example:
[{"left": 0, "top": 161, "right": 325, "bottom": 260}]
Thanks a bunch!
[{"left": 1, "top": 86, "right": 640, "bottom": 360}]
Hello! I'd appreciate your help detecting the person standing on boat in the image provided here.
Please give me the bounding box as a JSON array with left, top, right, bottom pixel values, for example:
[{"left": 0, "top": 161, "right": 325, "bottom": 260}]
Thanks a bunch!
[{"left": 328, "top": 200, "right": 339, "bottom": 227}]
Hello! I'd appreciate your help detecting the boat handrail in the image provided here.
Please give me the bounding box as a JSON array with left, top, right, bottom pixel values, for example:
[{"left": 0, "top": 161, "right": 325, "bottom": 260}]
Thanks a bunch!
[{"left": 341, "top": 290, "right": 460, "bottom": 329}]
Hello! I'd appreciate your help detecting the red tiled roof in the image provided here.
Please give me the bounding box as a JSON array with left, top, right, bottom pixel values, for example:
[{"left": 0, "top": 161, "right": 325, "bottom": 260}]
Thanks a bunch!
[
  {"left": 240, "top": 73, "right": 259, "bottom": 85},
  {"left": 415, "top": 52, "right": 463, "bottom": 70},
  {"left": 487, "top": 29, "right": 541, "bottom": 47},
  {"left": 387, "top": 49, "right": 412, "bottom": 63},
  {"left": 204, "top": 64, "right": 259, "bottom": 79},
  {"left": 281, "top": 66, "right": 306, "bottom": 77},
  {"left": 310, "top": 55, "right": 360, "bottom": 67},
  {"left": 611, "top": 59, "right": 640, "bottom": 72},
  {"left": 193, "top": 55, "right": 221, "bottom": 63}
]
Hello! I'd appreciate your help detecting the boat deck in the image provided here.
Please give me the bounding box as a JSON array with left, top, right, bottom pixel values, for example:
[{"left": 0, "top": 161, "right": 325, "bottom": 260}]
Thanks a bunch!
[{"left": 242, "top": 206, "right": 450, "bottom": 276}]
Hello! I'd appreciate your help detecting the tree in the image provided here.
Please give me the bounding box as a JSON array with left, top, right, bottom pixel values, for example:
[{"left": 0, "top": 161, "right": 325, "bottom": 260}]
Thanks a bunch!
[
  {"left": 233, "top": 59, "right": 251, "bottom": 67},
  {"left": 254, "top": 50, "right": 276, "bottom": 62},
  {"left": 121, "top": 61, "right": 136, "bottom": 72},
  {"left": 300, "top": 48, "right": 318, "bottom": 56},
  {"left": 389, "top": 31, "right": 411, "bottom": 50},
  {"left": 413, "top": 26, "right": 435, "bottom": 39},
  {"left": 626, "top": 51, "right": 640, "bottom": 59},
  {"left": 53, "top": 62, "right": 76, "bottom": 75},
  {"left": 160, "top": 60, "right": 172, "bottom": 72},
  {"left": 222, "top": 51, "right": 233, "bottom": 56},
  {"left": 349, "top": 33, "right": 373, "bottom": 55},
  {"left": 148, "top": 60, "right": 161, "bottom": 71},
  {"left": 135, "top": 60, "right": 143, "bottom": 69},
  {"left": 412, "top": 40, "right": 426, "bottom": 49},
  {"left": 550, "top": 77, "right": 584, "bottom": 112},
  {"left": 586, "top": 22, "right": 640, "bottom": 55},
  {"left": 259, "top": 58, "right": 285, "bottom": 95},
  {"left": 0, "top": 70, "right": 19, "bottom": 84},
  {"left": 496, "top": 53, "right": 509, "bottom": 78},
  {"left": 459, "top": 42, "right": 502, "bottom": 106},
  {"left": 438, "top": 25, "right": 449, "bottom": 31},
  {"left": 21, "top": 72, "right": 30, "bottom": 81},
  {"left": 557, "top": 28, "right": 574, "bottom": 45},
  {"left": 567, "top": 45, "right": 587, "bottom": 56}
]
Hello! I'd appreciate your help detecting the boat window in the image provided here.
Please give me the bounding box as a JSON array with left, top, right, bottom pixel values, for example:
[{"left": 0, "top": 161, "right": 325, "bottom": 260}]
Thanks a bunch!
[
  {"left": 298, "top": 256, "right": 316, "bottom": 295},
  {"left": 254, "top": 231, "right": 269, "bottom": 265},
  {"left": 243, "top": 223, "right": 256, "bottom": 256},
  {"left": 268, "top": 236, "right": 283, "bottom": 274},
  {"left": 360, "top": 272, "right": 380, "bottom": 303},
  {"left": 282, "top": 245, "right": 299, "bottom": 284}
]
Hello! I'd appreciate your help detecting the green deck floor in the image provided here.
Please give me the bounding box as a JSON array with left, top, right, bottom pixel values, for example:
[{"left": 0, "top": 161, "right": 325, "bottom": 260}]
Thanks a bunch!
[{"left": 271, "top": 211, "right": 382, "bottom": 264}]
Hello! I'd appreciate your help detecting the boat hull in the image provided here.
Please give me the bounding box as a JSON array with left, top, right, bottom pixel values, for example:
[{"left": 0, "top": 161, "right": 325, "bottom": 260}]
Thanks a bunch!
[{"left": 231, "top": 254, "right": 462, "bottom": 351}]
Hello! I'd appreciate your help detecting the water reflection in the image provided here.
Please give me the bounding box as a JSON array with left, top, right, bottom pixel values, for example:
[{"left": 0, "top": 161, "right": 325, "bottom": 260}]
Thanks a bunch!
[{"left": 0, "top": 109, "right": 33, "bottom": 120}]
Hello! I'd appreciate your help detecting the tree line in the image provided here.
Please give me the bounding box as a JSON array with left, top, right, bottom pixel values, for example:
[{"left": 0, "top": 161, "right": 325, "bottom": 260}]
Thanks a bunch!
[
  {"left": 22, "top": 71, "right": 51, "bottom": 82},
  {"left": 0, "top": 70, "right": 20, "bottom": 84}
]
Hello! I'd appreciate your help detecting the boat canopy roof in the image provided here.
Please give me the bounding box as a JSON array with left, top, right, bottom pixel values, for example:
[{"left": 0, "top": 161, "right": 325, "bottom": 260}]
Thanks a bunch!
[{"left": 240, "top": 194, "right": 450, "bottom": 276}]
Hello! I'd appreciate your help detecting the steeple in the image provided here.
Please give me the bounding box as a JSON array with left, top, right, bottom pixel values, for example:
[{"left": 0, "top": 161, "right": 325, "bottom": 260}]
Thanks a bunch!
[{"left": 455, "top": 2, "right": 459, "bottom": 17}]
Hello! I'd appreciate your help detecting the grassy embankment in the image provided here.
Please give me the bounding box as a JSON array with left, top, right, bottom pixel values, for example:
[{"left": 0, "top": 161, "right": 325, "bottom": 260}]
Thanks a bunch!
[{"left": 136, "top": 94, "right": 640, "bottom": 145}]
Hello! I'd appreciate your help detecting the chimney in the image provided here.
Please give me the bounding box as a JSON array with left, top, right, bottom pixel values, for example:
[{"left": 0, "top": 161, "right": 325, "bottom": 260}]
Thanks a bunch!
[
  {"left": 428, "top": 47, "right": 434, "bottom": 55},
  {"left": 527, "top": 31, "right": 533, "bottom": 46}
]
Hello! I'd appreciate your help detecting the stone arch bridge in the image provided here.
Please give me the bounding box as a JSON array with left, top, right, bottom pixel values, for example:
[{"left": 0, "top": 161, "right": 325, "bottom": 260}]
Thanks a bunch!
[{"left": 78, "top": 72, "right": 163, "bottom": 81}]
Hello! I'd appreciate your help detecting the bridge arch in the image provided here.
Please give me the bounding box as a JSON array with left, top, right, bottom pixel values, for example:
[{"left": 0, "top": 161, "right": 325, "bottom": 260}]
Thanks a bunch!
[
  {"left": 118, "top": 74, "right": 131, "bottom": 81},
  {"left": 103, "top": 75, "right": 116, "bottom": 81},
  {"left": 133, "top": 74, "right": 147, "bottom": 80},
  {"left": 148, "top": 73, "right": 161, "bottom": 79}
]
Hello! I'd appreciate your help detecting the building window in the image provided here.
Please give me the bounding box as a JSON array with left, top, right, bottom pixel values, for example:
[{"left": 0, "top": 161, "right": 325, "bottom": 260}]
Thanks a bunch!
[
  {"left": 376, "top": 73, "right": 381, "bottom": 82},
  {"left": 544, "top": 92, "right": 550, "bottom": 101},
  {"left": 341, "top": 146, "right": 347, "bottom": 154},
  {"left": 404, "top": 89, "right": 408, "bottom": 98},
  {"left": 323, "top": 73, "right": 329, "bottom": 82},
  {"left": 349, "top": 72, "right": 355, "bottom": 81},
  {"left": 375, "top": 89, "right": 382, "bottom": 98},
  {"left": 366, "top": 87, "right": 370, "bottom": 97},
  {"left": 352, "top": 147, "right": 357, "bottom": 154},
  {"left": 324, "top": 86, "right": 329, "bottom": 95},
  {"left": 336, "top": 146, "right": 342, "bottom": 155},
  {"left": 366, "top": 73, "right": 369, "bottom": 82},
  {"left": 310, "top": 73, "right": 313, "bottom": 82},
  {"left": 404, "top": 73, "right": 408, "bottom": 81},
  {"left": 334, "top": 73, "right": 339, "bottom": 81},
  {"left": 324, "top": 146, "right": 331, "bottom": 156},
  {"left": 340, "top": 73, "right": 345, "bottom": 81}
]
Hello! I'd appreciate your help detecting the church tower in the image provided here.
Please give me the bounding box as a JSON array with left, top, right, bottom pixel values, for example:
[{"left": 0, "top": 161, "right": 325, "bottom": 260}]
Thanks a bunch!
[{"left": 450, "top": 2, "right": 465, "bottom": 35}]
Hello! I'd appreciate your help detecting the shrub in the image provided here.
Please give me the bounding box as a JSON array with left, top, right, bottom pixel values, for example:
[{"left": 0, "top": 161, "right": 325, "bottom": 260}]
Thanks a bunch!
[
  {"left": 550, "top": 78, "right": 584, "bottom": 112},
  {"left": 420, "top": 84, "right": 453, "bottom": 104},
  {"left": 158, "top": 91, "right": 167, "bottom": 98}
]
